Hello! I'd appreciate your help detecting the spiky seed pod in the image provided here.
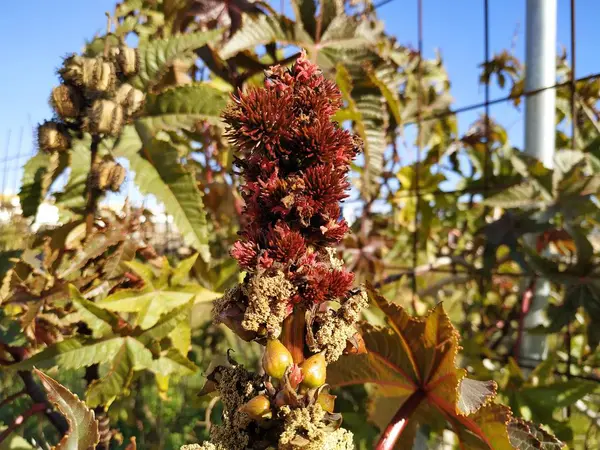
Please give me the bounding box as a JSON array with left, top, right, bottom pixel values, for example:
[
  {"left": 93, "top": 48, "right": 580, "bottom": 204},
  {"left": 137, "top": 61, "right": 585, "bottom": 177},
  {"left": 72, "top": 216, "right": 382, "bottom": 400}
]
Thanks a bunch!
[
  {"left": 59, "top": 55, "right": 96, "bottom": 87},
  {"left": 90, "top": 59, "right": 117, "bottom": 93},
  {"left": 87, "top": 99, "right": 124, "bottom": 136},
  {"left": 50, "top": 84, "right": 82, "bottom": 119},
  {"left": 115, "top": 83, "right": 145, "bottom": 117},
  {"left": 116, "top": 45, "right": 139, "bottom": 77},
  {"left": 108, "top": 164, "right": 126, "bottom": 192},
  {"left": 262, "top": 339, "right": 293, "bottom": 379},
  {"left": 299, "top": 353, "right": 327, "bottom": 389},
  {"left": 37, "top": 121, "right": 70, "bottom": 153},
  {"left": 59, "top": 55, "right": 115, "bottom": 93}
]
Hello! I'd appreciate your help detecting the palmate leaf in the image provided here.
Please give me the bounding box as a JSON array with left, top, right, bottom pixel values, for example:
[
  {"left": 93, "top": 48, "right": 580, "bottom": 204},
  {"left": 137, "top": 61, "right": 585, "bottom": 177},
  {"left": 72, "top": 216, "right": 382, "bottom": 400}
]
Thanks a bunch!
[
  {"left": 9, "top": 336, "right": 134, "bottom": 371},
  {"left": 328, "top": 285, "right": 563, "bottom": 449},
  {"left": 131, "top": 30, "right": 223, "bottom": 89},
  {"left": 34, "top": 369, "right": 100, "bottom": 450},
  {"left": 112, "top": 129, "right": 211, "bottom": 261},
  {"left": 97, "top": 288, "right": 194, "bottom": 330},
  {"left": 85, "top": 337, "right": 153, "bottom": 408}
]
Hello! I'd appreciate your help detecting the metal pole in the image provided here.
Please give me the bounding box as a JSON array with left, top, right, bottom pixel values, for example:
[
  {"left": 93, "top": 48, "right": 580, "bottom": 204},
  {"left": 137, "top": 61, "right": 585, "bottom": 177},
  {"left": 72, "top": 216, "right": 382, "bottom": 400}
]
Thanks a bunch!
[{"left": 519, "top": 0, "right": 557, "bottom": 365}]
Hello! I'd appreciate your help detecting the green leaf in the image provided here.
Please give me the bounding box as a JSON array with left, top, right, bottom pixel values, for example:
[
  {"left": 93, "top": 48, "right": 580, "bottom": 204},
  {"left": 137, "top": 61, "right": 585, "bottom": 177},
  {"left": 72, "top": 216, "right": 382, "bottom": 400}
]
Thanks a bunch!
[
  {"left": 113, "top": 136, "right": 211, "bottom": 262},
  {"left": 484, "top": 182, "right": 541, "bottom": 209},
  {"left": 291, "top": 0, "right": 317, "bottom": 38},
  {"left": 69, "top": 285, "right": 121, "bottom": 338},
  {"left": 140, "top": 83, "right": 228, "bottom": 133},
  {"left": 35, "top": 369, "right": 100, "bottom": 450},
  {"left": 19, "top": 151, "right": 66, "bottom": 218},
  {"left": 54, "top": 137, "right": 93, "bottom": 213},
  {"left": 171, "top": 253, "right": 198, "bottom": 286},
  {"left": 85, "top": 338, "right": 153, "bottom": 408},
  {"left": 220, "top": 15, "right": 301, "bottom": 60},
  {"left": 98, "top": 287, "right": 195, "bottom": 329},
  {"left": 137, "top": 300, "right": 194, "bottom": 345},
  {"left": 148, "top": 348, "right": 198, "bottom": 376},
  {"left": 9, "top": 336, "right": 129, "bottom": 371},
  {"left": 335, "top": 64, "right": 386, "bottom": 199},
  {"left": 132, "top": 30, "right": 223, "bottom": 89}
]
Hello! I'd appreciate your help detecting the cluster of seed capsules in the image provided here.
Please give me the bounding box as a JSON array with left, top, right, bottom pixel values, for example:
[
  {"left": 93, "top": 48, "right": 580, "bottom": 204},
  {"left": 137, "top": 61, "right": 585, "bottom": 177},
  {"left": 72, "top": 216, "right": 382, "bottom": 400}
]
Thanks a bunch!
[
  {"left": 37, "top": 43, "right": 146, "bottom": 192},
  {"left": 241, "top": 339, "right": 332, "bottom": 420}
]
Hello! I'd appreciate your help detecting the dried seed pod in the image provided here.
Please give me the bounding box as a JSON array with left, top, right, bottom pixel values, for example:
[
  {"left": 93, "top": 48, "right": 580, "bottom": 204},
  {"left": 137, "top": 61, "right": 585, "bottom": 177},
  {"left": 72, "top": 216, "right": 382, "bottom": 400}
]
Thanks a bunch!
[
  {"left": 87, "top": 99, "right": 124, "bottom": 136},
  {"left": 37, "top": 121, "right": 70, "bottom": 153},
  {"left": 90, "top": 59, "right": 116, "bottom": 93},
  {"left": 239, "top": 395, "right": 272, "bottom": 420},
  {"left": 94, "top": 161, "right": 116, "bottom": 190},
  {"left": 59, "top": 55, "right": 115, "bottom": 93},
  {"left": 50, "top": 84, "right": 82, "bottom": 119},
  {"left": 262, "top": 339, "right": 293, "bottom": 380},
  {"left": 115, "top": 83, "right": 145, "bottom": 116},
  {"left": 116, "top": 45, "right": 139, "bottom": 77},
  {"left": 108, "top": 163, "right": 126, "bottom": 192},
  {"left": 59, "top": 55, "right": 96, "bottom": 87},
  {"left": 299, "top": 353, "right": 327, "bottom": 389}
]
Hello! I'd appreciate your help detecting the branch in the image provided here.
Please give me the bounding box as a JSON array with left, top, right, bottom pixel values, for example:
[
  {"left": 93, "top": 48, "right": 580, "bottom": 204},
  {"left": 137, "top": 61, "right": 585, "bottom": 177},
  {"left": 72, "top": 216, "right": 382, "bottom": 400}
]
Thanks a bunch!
[
  {"left": 0, "top": 390, "right": 26, "bottom": 410},
  {"left": 375, "top": 389, "right": 426, "bottom": 450},
  {"left": 0, "top": 403, "right": 46, "bottom": 445},
  {"left": 417, "top": 274, "right": 470, "bottom": 298}
]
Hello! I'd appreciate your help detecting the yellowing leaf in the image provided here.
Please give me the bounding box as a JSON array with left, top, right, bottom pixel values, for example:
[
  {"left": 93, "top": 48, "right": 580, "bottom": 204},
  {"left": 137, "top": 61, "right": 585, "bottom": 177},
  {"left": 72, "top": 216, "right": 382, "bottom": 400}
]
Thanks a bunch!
[
  {"left": 35, "top": 369, "right": 100, "bottom": 450},
  {"left": 98, "top": 289, "right": 194, "bottom": 329},
  {"left": 328, "top": 285, "right": 563, "bottom": 449}
]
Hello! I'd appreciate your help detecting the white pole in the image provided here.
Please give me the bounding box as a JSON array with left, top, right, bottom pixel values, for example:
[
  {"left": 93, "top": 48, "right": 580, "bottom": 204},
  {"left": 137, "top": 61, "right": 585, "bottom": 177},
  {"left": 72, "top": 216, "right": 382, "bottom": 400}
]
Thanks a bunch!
[{"left": 519, "top": 0, "right": 557, "bottom": 365}]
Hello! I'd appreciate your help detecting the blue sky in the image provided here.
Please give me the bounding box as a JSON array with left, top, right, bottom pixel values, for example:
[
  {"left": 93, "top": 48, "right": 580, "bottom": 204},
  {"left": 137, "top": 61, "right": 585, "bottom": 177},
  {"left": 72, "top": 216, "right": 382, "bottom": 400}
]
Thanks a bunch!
[{"left": 1, "top": 1, "right": 598, "bottom": 197}]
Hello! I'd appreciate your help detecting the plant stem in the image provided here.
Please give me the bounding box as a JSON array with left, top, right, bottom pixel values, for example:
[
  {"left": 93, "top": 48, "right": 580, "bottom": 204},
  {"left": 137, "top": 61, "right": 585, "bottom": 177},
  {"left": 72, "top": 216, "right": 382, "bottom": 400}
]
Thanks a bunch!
[
  {"left": 0, "top": 403, "right": 46, "bottom": 445},
  {"left": 0, "top": 390, "right": 26, "bottom": 410},
  {"left": 85, "top": 136, "right": 100, "bottom": 237},
  {"left": 281, "top": 308, "right": 306, "bottom": 364},
  {"left": 375, "top": 389, "right": 426, "bottom": 450}
]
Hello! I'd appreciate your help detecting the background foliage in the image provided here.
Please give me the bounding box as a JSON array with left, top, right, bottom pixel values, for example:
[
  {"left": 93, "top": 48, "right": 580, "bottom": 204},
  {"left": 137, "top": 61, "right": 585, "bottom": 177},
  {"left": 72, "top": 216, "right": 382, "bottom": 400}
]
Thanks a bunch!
[{"left": 1, "top": 0, "right": 599, "bottom": 449}]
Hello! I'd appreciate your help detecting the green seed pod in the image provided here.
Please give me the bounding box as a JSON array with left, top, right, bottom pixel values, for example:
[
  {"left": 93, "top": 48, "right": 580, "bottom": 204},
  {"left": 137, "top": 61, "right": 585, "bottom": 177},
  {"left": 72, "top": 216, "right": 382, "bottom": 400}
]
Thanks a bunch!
[
  {"left": 240, "top": 395, "right": 272, "bottom": 420},
  {"left": 37, "top": 121, "right": 70, "bottom": 153},
  {"left": 108, "top": 163, "right": 127, "bottom": 192},
  {"left": 50, "top": 84, "right": 82, "bottom": 119},
  {"left": 116, "top": 45, "right": 139, "bottom": 77},
  {"left": 87, "top": 99, "right": 124, "bottom": 136},
  {"left": 299, "top": 353, "right": 327, "bottom": 389},
  {"left": 115, "top": 83, "right": 145, "bottom": 116},
  {"left": 262, "top": 339, "right": 293, "bottom": 380}
]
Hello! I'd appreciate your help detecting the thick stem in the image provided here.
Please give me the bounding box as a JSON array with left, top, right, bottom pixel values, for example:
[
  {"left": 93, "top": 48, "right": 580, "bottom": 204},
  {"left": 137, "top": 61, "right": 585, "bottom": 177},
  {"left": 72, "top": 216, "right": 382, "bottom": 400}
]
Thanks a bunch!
[
  {"left": 85, "top": 136, "right": 101, "bottom": 237},
  {"left": 281, "top": 308, "right": 306, "bottom": 364},
  {"left": 375, "top": 389, "right": 426, "bottom": 450}
]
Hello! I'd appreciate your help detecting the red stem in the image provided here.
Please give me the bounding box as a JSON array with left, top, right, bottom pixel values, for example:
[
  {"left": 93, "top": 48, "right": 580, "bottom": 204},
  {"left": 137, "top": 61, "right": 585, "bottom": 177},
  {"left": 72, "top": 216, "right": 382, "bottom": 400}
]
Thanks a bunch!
[
  {"left": 281, "top": 308, "right": 306, "bottom": 364},
  {"left": 375, "top": 389, "right": 426, "bottom": 450},
  {"left": 513, "top": 278, "right": 536, "bottom": 361},
  {"left": 0, "top": 403, "right": 46, "bottom": 445}
]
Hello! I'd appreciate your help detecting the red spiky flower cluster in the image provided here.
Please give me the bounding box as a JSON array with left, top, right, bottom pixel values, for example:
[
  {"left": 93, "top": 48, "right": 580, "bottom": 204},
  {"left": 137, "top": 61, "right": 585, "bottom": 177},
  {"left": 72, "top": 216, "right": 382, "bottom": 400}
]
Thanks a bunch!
[{"left": 223, "top": 52, "right": 361, "bottom": 310}]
